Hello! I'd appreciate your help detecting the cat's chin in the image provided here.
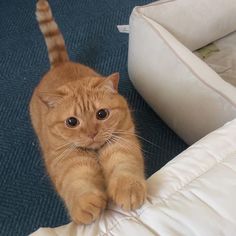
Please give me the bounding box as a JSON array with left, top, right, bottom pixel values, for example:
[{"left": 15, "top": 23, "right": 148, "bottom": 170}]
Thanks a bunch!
[
  {"left": 85, "top": 141, "right": 105, "bottom": 151},
  {"left": 79, "top": 137, "right": 112, "bottom": 151}
]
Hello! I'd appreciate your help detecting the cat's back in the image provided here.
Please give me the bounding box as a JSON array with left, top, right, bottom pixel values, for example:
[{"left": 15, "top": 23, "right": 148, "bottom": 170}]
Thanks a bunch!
[{"left": 36, "top": 62, "right": 98, "bottom": 92}]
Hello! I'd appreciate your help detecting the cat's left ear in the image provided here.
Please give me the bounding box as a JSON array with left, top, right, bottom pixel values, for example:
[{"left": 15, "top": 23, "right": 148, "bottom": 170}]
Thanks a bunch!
[
  {"left": 38, "top": 85, "right": 69, "bottom": 108},
  {"left": 99, "top": 73, "right": 120, "bottom": 93}
]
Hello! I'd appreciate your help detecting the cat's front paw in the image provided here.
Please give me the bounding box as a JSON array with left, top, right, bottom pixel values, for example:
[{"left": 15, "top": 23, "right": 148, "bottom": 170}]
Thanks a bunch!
[
  {"left": 108, "top": 175, "right": 147, "bottom": 211},
  {"left": 70, "top": 190, "right": 107, "bottom": 224}
]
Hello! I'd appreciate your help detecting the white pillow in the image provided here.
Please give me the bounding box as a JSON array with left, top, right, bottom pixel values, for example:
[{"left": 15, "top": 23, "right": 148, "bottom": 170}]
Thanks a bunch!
[
  {"left": 138, "top": 0, "right": 236, "bottom": 51},
  {"left": 128, "top": 0, "right": 236, "bottom": 144},
  {"left": 31, "top": 119, "right": 236, "bottom": 236}
]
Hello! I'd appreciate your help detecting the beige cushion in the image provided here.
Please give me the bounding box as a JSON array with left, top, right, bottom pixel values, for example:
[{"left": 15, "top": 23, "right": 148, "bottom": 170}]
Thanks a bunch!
[
  {"left": 139, "top": 0, "right": 236, "bottom": 51},
  {"left": 128, "top": 0, "right": 236, "bottom": 144}
]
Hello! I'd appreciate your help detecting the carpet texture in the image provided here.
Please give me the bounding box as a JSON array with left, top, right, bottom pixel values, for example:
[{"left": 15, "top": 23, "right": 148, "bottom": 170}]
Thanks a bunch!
[{"left": 0, "top": 0, "right": 187, "bottom": 235}]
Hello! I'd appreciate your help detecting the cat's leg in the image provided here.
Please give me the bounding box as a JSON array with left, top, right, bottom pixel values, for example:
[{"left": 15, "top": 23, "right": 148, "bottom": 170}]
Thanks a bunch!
[
  {"left": 46, "top": 152, "right": 107, "bottom": 224},
  {"left": 99, "top": 136, "right": 147, "bottom": 211}
]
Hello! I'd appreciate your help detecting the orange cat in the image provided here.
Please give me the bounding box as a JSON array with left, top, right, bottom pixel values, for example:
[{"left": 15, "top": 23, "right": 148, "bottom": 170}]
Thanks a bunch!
[{"left": 30, "top": 0, "right": 146, "bottom": 224}]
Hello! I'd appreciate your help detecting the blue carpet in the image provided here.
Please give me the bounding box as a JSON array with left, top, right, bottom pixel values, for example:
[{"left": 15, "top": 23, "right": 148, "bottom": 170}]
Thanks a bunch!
[{"left": 0, "top": 0, "right": 187, "bottom": 235}]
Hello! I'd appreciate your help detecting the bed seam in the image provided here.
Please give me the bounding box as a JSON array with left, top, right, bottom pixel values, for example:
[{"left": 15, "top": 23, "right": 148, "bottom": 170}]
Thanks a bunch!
[{"left": 132, "top": 8, "right": 236, "bottom": 107}]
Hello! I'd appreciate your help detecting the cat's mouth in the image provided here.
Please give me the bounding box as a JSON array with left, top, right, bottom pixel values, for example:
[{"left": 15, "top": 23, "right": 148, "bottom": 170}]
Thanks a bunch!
[
  {"left": 78, "top": 136, "right": 113, "bottom": 151},
  {"left": 87, "top": 142, "right": 103, "bottom": 150}
]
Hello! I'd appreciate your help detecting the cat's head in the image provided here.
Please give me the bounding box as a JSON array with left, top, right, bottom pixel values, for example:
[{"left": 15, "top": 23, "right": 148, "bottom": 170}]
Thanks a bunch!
[
  {"left": 38, "top": 70, "right": 132, "bottom": 150},
  {"left": 35, "top": 0, "right": 133, "bottom": 150}
]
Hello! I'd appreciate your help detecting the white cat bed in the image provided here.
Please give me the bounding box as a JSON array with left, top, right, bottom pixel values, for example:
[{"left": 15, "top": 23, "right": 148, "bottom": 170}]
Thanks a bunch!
[
  {"left": 31, "top": 119, "right": 236, "bottom": 236},
  {"left": 128, "top": 0, "right": 236, "bottom": 144}
]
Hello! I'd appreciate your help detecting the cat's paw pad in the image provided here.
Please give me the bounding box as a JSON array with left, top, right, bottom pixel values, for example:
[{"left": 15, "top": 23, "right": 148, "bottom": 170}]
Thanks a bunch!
[
  {"left": 70, "top": 190, "right": 107, "bottom": 224},
  {"left": 108, "top": 175, "right": 147, "bottom": 211}
]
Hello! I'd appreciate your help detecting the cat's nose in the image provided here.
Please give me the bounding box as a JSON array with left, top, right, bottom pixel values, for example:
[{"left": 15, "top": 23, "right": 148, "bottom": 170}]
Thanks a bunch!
[{"left": 88, "top": 131, "right": 98, "bottom": 139}]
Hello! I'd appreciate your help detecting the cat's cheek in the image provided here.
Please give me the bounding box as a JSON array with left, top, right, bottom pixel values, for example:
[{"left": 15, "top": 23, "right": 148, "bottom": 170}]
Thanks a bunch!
[{"left": 49, "top": 123, "right": 72, "bottom": 141}]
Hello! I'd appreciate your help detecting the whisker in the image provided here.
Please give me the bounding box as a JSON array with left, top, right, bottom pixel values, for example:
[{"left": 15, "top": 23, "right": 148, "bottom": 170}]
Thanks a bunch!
[
  {"left": 113, "top": 134, "right": 150, "bottom": 153},
  {"left": 101, "top": 130, "right": 152, "bottom": 154},
  {"left": 39, "top": 91, "right": 62, "bottom": 97},
  {"left": 55, "top": 142, "right": 73, "bottom": 151},
  {"left": 52, "top": 143, "right": 76, "bottom": 168},
  {"left": 111, "top": 134, "right": 150, "bottom": 154},
  {"left": 40, "top": 172, "right": 50, "bottom": 182},
  {"left": 109, "top": 136, "right": 132, "bottom": 153},
  {"left": 113, "top": 130, "right": 162, "bottom": 149}
]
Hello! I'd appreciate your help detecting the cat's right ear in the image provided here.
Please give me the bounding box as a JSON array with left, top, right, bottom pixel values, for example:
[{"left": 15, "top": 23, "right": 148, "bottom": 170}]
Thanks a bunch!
[{"left": 38, "top": 86, "right": 69, "bottom": 108}]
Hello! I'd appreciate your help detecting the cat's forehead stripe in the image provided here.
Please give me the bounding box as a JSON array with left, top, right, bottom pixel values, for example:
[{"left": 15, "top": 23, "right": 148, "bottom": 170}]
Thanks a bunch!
[{"left": 75, "top": 93, "right": 96, "bottom": 113}]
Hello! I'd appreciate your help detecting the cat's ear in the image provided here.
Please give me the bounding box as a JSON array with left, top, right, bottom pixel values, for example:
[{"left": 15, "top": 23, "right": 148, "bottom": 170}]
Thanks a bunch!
[
  {"left": 99, "top": 73, "right": 120, "bottom": 93},
  {"left": 38, "top": 86, "right": 69, "bottom": 108}
]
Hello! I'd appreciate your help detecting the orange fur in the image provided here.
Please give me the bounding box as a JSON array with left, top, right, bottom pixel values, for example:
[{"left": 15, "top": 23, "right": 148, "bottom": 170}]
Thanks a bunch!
[
  {"left": 30, "top": 0, "right": 146, "bottom": 224},
  {"left": 36, "top": 0, "right": 69, "bottom": 67}
]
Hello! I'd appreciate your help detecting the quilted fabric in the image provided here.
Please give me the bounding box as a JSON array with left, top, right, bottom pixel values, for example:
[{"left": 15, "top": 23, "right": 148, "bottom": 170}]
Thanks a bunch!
[
  {"left": 31, "top": 119, "right": 236, "bottom": 236},
  {"left": 0, "top": 0, "right": 187, "bottom": 235}
]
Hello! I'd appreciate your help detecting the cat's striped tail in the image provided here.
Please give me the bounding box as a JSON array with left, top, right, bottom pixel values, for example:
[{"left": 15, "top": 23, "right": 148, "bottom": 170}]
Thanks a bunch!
[{"left": 36, "top": 0, "right": 69, "bottom": 68}]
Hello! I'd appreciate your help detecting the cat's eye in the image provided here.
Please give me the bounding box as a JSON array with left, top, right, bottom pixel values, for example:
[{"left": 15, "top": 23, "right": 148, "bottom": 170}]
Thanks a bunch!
[
  {"left": 96, "top": 109, "right": 109, "bottom": 120},
  {"left": 65, "top": 117, "right": 79, "bottom": 128}
]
